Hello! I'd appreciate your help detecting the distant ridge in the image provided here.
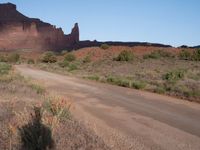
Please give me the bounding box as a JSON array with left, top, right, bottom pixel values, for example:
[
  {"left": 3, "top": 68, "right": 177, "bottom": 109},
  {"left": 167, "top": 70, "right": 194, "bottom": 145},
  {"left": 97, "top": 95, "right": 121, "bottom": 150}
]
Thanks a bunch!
[
  {"left": 74, "top": 40, "right": 172, "bottom": 49},
  {"left": 192, "top": 45, "right": 200, "bottom": 48}
]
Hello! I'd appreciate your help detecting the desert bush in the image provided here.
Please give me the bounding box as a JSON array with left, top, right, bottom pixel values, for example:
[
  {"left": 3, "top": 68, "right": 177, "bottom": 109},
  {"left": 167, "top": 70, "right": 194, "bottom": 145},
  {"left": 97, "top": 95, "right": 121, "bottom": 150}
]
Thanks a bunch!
[
  {"left": 0, "top": 62, "right": 12, "bottom": 75},
  {"left": 27, "top": 59, "right": 35, "bottom": 64},
  {"left": 154, "top": 86, "right": 166, "bottom": 94},
  {"left": 107, "top": 76, "right": 131, "bottom": 87},
  {"left": 179, "top": 49, "right": 191, "bottom": 60},
  {"left": 163, "top": 69, "right": 186, "bottom": 83},
  {"left": 7, "top": 53, "right": 20, "bottom": 63},
  {"left": 187, "top": 72, "right": 200, "bottom": 81},
  {"left": 68, "top": 64, "right": 78, "bottom": 71},
  {"left": 58, "top": 60, "right": 69, "bottom": 68},
  {"left": 131, "top": 81, "right": 146, "bottom": 89},
  {"left": 0, "top": 55, "right": 7, "bottom": 62},
  {"left": 114, "top": 50, "right": 134, "bottom": 61},
  {"left": 100, "top": 44, "right": 109, "bottom": 50},
  {"left": 83, "top": 55, "right": 91, "bottom": 63},
  {"left": 143, "top": 50, "right": 173, "bottom": 59},
  {"left": 183, "top": 89, "right": 200, "bottom": 98},
  {"left": 42, "top": 97, "right": 71, "bottom": 120},
  {"left": 29, "top": 83, "right": 45, "bottom": 95},
  {"left": 86, "top": 75, "right": 100, "bottom": 81},
  {"left": 191, "top": 49, "right": 200, "bottom": 61},
  {"left": 19, "top": 107, "right": 54, "bottom": 150},
  {"left": 64, "top": 53, "right": 76, "bottom": 62},
  {"left": 41, "top": 52, "right": 57, "bottom": 63}
]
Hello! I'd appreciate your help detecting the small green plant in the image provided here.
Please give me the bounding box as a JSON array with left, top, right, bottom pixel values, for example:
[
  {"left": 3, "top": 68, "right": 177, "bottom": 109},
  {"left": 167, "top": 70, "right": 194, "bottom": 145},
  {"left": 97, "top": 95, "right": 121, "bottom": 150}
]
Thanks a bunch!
[
  {"left": 154, "top": 86, "right": 166, "bottom": 94},
  {"left": 143, "top": 50, "right": 173, "bottom": 59},
  {"left": 179, "top": 50, "right": 191, "bottom": 60},
  {"left": 58, "top": 60, "right": 69, "bottom": 68},
  {"left": 7, "top": 53, "right": 20, "bottom": 63},
  {"left": 191, "top": 49, "right": 200, "bottom": 61},
  {"left": 64, "top": 53, "right": 76, "bottom": 62},
  {"left": 163, "top": 69, "right": 186, "bottom": 83},
  {"left": 27, "top": 59, "right": 35, "bottom": 64},
  {"left": 0, "top": 62, "right": 12, "bottom": 75},
  {"left": 131, "top": 81, "right": 146, "bottom": 89},
  {"left": 0, "top": 55, "right": 7, "bottom": 62},
  {"left": 114, "top": 50, "right": 134, "bottom": 61},
  {"left": 86, "top": 75, "right": 100, "bottom": 81},
  {"left": 41, "top": 52, "right": 57, "bottom": 63},
  {"left": 68, "top": 63, "right": 78, "bottom": 71},
  {"left": 100, "top": 44, "right": 109, "bottom": 50},
  {"left": 183, "top": 89, "right": 200, "bottom": 98},
  {"left": 83, "top": 55, "right": 91, "bottom": 63},
  {"left": 106, "top": 76, "right": 131, "bottom": 87},
  {"left": 42, "top": 97, "right": 71, "bottom": 120},
  {"left": 30, "top": 83, "right": 45, "bottom": 94}
]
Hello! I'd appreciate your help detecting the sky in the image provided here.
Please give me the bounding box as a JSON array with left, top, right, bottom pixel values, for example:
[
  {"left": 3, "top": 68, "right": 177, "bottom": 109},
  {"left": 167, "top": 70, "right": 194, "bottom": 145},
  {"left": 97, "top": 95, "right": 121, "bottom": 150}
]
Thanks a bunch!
[{"left": 1, "top": 0, "right": 200, "bottom": 46}]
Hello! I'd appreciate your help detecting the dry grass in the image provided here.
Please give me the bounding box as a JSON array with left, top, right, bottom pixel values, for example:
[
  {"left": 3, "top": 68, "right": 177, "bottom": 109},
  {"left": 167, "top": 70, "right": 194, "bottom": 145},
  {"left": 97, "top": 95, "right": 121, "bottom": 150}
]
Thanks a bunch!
[{"left": 0, "top": 66, "right": 109, "bottom": 149}]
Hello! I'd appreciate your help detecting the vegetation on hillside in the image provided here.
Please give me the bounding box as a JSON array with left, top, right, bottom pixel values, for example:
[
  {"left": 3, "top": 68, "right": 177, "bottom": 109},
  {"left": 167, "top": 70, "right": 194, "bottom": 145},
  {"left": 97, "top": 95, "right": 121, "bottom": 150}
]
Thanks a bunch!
[
  {"left": 114, "top": 50, "right": 134, "bottom": 61},
  {"left": 41, "top": 52, "right": 57, "bottom": 63}
]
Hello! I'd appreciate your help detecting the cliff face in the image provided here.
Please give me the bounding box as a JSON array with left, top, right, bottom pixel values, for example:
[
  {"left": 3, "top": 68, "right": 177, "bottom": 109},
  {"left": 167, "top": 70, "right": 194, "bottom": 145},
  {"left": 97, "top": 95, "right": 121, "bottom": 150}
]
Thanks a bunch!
[{"left": 0, "top": 3, "right": 79, "bottom": 51}]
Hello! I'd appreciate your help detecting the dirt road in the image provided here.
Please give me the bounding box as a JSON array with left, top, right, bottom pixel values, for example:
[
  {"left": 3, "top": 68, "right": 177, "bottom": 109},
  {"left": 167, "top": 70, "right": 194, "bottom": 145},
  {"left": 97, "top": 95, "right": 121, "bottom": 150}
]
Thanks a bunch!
[{"left": 16, "top": 65, "right": 200, "bottom": 150}]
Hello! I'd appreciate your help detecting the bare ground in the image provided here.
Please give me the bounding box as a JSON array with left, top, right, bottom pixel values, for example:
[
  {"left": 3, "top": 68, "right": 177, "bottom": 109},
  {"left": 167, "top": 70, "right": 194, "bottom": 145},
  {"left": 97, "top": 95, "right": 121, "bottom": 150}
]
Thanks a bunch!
[{"left": 16, "top": 65, "right": 200, "bottom": 150}]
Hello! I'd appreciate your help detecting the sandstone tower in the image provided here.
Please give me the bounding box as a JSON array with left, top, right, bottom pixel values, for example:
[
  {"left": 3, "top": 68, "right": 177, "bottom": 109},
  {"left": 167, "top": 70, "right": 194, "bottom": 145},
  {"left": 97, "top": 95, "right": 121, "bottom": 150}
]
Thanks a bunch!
[{"left": 0, "top": 3, "right": 79, "bottom": 51}]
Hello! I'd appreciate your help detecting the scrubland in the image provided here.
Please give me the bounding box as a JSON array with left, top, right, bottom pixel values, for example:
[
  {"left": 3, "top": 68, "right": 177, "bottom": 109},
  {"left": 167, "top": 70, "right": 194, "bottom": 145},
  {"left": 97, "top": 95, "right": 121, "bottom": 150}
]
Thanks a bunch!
[{"left": 11, "top": 46, "right": 199, "bottom": 102}]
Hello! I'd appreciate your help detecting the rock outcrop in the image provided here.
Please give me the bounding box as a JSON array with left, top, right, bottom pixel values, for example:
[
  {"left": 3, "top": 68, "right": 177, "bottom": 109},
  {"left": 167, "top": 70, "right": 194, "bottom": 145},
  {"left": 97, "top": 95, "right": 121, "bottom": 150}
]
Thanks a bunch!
[{"left": 0, "top": 3, "right": 79, "bottom": 51}]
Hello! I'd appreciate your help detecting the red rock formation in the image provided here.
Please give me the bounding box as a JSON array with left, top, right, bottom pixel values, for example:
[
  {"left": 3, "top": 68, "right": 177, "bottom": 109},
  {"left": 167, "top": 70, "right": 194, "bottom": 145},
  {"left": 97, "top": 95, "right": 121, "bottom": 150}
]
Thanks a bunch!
[{"left": 0, "top": 3, "right": 79, "bottom": 51}]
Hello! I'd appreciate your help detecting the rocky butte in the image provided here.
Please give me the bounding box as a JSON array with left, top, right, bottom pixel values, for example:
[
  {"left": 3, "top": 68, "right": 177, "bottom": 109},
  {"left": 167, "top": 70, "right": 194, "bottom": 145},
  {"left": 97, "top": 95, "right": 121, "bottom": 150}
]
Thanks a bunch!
[
  {"left": 0, "top": 3, "right": 79, "bottom": 51},
  {"left": 0, "top": 3, "right": 173, "bottom": 51}
]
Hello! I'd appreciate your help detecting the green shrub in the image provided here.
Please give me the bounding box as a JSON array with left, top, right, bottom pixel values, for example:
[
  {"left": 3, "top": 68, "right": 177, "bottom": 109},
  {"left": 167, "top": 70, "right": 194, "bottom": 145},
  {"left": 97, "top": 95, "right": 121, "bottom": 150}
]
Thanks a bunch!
[
  {"left": 41, "top": 52, "right": 57, "bottom": 63},
  {"left": 7, "top": 53, "right": 20, "bottom": 63},
  {"left": 114, "top": 50, "right": 134, "bottom": 61},
  {"left": 42, "top": 97, "right": 71, "bottom": 120},
  {"left": 163, "top": 69, "right": 186, "bottom": 83},
  {"left": 179, "top": 50, "right": 191, "bottom": 60},
  {"left": 0, "top": 62, "right": 12, "bottom": 75},
  {"left": 106, "top": 76, "right": 131, "bottom": 87},
  {"left": 191, "top": 49, "right": 200, "bottom": 61},
  {"left": 30, "top": 83, "right": 45, "bottom": 95},
  {"left": 58, "top": 60, "right": 69, "bottom": 68},
  {"left": 86, "top": 75, "right": 100, "bottom": 81},
  {"left": 64, "top": 53, "right": 76, "bottom": 62},
  {"left": 183, "top": 90, "right": 200, "bottom": 98},
  {"left": 68, "top": 64, "right": 78, "bottom": 71},
  {"left": 131, "top": 81, "right": 146, "bottom": 89},
  {"left": 83, "top": 55, "right": 91, "bottom": 63},
  {"left": 100, "top": 44, "right": 109, "bottom": 50},
  {"left": 27, "top": 59, "right": 35, "bottom": 64},
  {"left": 154, "top": 86, "right": 166, "bottom": 94},
  {"left": 0, "top": 55, "right": 7, "bottom": 62},
  {"left": 143, "top": 50, "right": 173, "bottom": 59}
]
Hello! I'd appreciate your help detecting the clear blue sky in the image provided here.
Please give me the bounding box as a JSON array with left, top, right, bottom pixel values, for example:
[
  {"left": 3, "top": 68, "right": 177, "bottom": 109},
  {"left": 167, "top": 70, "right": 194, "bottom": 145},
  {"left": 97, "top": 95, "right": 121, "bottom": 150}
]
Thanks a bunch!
[{"left": 1, "top": 0, "right": 200, "bottom": 46}]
